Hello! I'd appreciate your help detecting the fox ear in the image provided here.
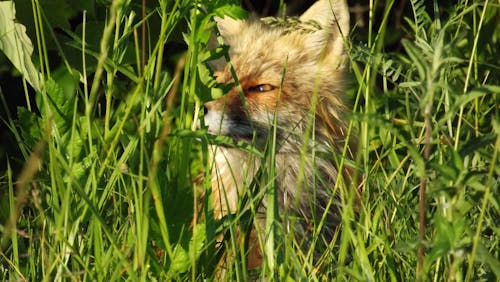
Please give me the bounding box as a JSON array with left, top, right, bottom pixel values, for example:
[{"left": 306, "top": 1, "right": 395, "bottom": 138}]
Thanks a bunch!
[
  {"left": 209, "top": 16, "right": 245, "bottom": 70},
  {"left": 300, "top": 0, "right": 350, "bottom": 63},
  {"left": 214, "top": 16, "right": 244, "bottom": 43}
]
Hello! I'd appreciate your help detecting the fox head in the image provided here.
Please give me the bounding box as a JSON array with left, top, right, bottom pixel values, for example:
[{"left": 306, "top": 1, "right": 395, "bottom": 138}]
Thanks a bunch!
[{"left": 205, "top": 0, "right": 350, "bottom": 151}]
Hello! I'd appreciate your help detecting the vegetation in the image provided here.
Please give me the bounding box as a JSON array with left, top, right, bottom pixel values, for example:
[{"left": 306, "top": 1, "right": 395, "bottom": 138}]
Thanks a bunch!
[{"left": 0, "top": 0, "right": 498, "bottom": 280}]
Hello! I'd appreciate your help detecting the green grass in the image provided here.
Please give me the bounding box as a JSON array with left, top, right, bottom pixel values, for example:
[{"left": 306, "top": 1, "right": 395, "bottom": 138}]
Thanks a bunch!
[{"left": 0, "top": 0, "right": 499, "bottom": 281}]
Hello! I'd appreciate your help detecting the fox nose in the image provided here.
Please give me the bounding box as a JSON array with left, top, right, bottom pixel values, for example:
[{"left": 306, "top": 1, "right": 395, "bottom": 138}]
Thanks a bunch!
[{"left": 204, "top": 100, "right": 215, "bottom": 114}]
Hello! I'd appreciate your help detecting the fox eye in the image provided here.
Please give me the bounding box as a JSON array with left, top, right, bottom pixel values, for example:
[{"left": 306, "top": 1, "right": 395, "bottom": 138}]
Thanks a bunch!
[{"left": 247, "top": 84, "right": 276, "bottom": 93}]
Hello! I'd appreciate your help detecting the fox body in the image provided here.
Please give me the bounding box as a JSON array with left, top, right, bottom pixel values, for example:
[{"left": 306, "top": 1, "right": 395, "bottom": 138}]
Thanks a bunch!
[{"left": 204, "top": 0, "right": 352, "bottom": 265}]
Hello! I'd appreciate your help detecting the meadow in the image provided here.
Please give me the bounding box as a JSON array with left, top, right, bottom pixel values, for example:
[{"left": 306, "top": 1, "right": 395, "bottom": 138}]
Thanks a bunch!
[{"left": 0, "top": 0, "right": 498, "bottom": 280}]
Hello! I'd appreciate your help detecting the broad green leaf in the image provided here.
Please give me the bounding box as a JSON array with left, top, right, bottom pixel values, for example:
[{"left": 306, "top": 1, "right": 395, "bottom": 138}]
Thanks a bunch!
[
  {"left": 170, "top": 245, "right": 190, "bottom": 274},
  {"left": 41, "top": 78, "right": 75, "bottom": 133},
  {"left": 214, "top": 4, "right": 248, "bottom": 20},
  {"left": 17, "top": 107, "right": 41, "bottom": 148},
  {"left": 0, "top": 1, "right": 41, "bottom": 91},
  {"left": 210, "top": 87, "right": 225, "bottom": 100},
  {"left": 189, "top": 223, "right": 206, "bottom": 260},
  {"left": 197, "top": 63, "right": 216, "bottom": 87}
]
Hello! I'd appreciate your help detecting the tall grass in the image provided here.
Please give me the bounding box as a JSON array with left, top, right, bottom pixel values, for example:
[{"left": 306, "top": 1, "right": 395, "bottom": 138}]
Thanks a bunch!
[{"left": 0, "top": 0, "right": 498, "bottom": 281}]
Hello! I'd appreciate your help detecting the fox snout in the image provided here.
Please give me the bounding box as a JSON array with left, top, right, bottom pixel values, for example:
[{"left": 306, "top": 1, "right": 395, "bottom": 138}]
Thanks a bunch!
[
  {"left": 203, "top": 101, "right": 229, "bottom": 135},
  {"left": 203, "top": 98, "right": 260, "bottom": 140}
]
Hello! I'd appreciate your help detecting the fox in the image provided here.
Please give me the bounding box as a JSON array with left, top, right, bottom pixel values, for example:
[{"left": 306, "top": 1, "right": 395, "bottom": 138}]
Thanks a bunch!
[{"left": 203, "top": 0, "right": 354, "bottom": 271}]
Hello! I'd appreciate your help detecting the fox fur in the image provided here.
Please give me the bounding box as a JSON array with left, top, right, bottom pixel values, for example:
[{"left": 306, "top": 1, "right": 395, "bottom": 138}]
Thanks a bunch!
[{"left": 204, "top": 0, "right": 353, "bottom": 268}]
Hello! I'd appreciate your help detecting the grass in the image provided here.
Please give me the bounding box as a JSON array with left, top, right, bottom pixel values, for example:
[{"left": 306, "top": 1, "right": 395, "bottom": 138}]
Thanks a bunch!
[{"left": 0, "top": 0, "right": 499, "bottom": 281}]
